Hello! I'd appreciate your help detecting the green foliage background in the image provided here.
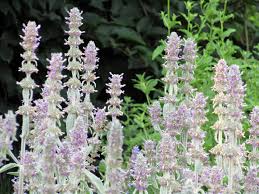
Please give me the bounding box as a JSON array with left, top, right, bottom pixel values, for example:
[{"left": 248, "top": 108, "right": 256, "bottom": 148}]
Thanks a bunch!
[{"left": 0, "top": 0, "right": 258, "bottom": 193}]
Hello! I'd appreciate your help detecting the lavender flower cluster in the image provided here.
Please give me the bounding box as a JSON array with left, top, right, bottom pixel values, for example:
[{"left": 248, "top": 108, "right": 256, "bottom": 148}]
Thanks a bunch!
[{"left": 0, "top": 7, "right": 258, "bottom": 194}]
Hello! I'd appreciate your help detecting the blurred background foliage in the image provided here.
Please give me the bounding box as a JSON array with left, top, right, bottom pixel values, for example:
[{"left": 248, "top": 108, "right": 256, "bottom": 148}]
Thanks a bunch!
[{"left": 0, "top": 0, "right": 259, "bottom": 193}]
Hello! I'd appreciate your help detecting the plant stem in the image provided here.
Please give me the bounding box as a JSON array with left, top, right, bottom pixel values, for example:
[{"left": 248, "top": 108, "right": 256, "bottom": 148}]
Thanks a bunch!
[
  {"left": 167, "top": 0, "right": 170, "bottom": 35},
  {"left": 244, "top": 5, "right": 249, "bottom": 51},
  {"left": 145, "top": 94, "right": 151, "bottom": 105},
  {"left": 8, "top": 150, "right": 19, "bottom": 164},
  {"left": 18, "top": 138, "right": 25, "bottom": 194},
  {"left": 18, "top": 87, "right": 30, "bottom": 194}
]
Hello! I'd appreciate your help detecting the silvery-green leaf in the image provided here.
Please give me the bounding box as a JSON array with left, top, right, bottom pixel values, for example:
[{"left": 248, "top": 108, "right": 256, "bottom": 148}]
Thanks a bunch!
[
  {"left": 84, "top": 169, "right": 105, "bottom": 194},
  {"left": 0, "top": 163, "right": 19, "bottom": 174},
  {"left": 7, "top": 171, "right": 19, "bottom": 176}
]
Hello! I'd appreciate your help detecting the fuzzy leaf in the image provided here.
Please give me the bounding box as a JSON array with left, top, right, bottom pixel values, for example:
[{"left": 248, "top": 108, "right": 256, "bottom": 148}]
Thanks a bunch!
[
  {"left": 0, "top": 163, "right": 19, "bottom": 174},
  {"left": 84, "top": 169, "right": 105, "bottom": 194},
  {"left": 7, "top": 171, "right": 19, "bottom": 176}
]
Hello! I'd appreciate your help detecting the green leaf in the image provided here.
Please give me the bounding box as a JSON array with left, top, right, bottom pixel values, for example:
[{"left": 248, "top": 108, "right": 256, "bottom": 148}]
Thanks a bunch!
[
  {"left": 83, "top": 13, "right": 107, "bottom": 27},
  {"left": 84, "top": 170, "right": 105, "bottom": 194},
  {"left": 112, "top": 27, "right": 145, "bottom": 45},
  {"left": 161, "top": 11, "right": 170, "bottom": 29},
  {"left": 111, "top": 0, "right": 123, "bottom": 15},
  {"left": 11, "top": 0, "right": 21, "bottom": 13},
  {"left": 7, "top": 171, "right": 19, "bottom": 176},
  {"left": 0, "top": 163, "right": 19, "bottom": 174},
  {"left": 89, "top": 0, "right": 106, "bottom": 11},
  {"left": 0, "top": 43, "right": 13, "bottom": 62},
  {"left": 98, "top": 161, "right": 106, "bottom": 174},
  {"left": 0, "top": 1, "right": 11, "bottom": 15},
  {"left": 152, "top": 43, "right": 165, "bottom": 60},
  {"left": 136, "top": 17, "right": 151, "bottom": 33},
  {"left": 222, "top": 28, "right": 236, "bottom": 39},
  {"left": 133, "top": 74, "right": 158, "bottom": 96}
]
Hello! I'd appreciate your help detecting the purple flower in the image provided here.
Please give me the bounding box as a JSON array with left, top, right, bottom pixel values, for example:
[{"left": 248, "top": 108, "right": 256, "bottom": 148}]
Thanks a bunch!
[
  {"left": 3, "top": 111, "right": 17, "bottom": 138},
  {"left": 93, "top": 108, "right": 107, "bottom": 132},
  {"left": 164, "top": 32, "right": 181, "bottom": 64},
  {"left": 157, "top": 132, "right": 177, "bottom": 173},
  {"left": 200, "top": 166, "right": 225, "bottom": 193},
  {"left": 70, "top": 150, "right": 86, "bottom": 169},
  {"left": 66, "top": 8, "right": 83, "bottom": 31},
  {"left": 226, "top": 65, "right": 245, "bottom": 109},
  {"left": 20, "top": 21, "right": 41, "bottom": 63},
  {"left": 69, "top": 117, "right": 88, "bottom": 148},
  {"left": 129, "top": 146, "right": 140, "bottom": 169},
  {"left": 190, "top": 92, "right": 207, "bottom": 126},
  {"left": 106, "top": 73, "right": 125, "bottom": 118},
  {"left": 83, "top": 41, "right": 99, "bottom": 72},
  {"left": 244, "top": 166, "right": 259, "bottom": 192},
  {"left": 162, "top": 32, "right": 181, "bottom": 89},
  {"left": 81, "top": 41, "right": 99, "bottom": 96},
  {"left": 65, "top": 7, "right": 83, "bottom": 49},
  {"left": 33, "top": 99, "right": 48, "bottom": 127},
  {"left": 0, "top": 111, "right": 17, "bottom": 163},
  {"left": 46, "top": 53, "right": 65, "bottom": 80},
  {"left": 21, "top": 151, "right": 37, "bottom": 178},
  {"left": 143, "top": 140, "right": 156, "bottom": 167},
  {"left": 148, "top": 101, "right": 161, "bottom": 127},
  {"left": 106, "top": 169, "right": 126, "bottom": 194},
  {"left": 131, "top": 152, "right": 151, "bottom": 191},
  {"left": 182, "top": 38, "right": 196, "bottom": 64},
  {"left": 56, "top": 141, "right": 72, "bottom": 176},
  {"left": 213, "top": 59, "right": 229, "bottom": 93},
  {"left": 163, "top": 104, "right": 189, "bottom": 136},
  {"left": 106, "top": 119, "right": 124, "bottom": 168},
  {"left": 248, "top": 107, "right": 259, "bottom": 149}
]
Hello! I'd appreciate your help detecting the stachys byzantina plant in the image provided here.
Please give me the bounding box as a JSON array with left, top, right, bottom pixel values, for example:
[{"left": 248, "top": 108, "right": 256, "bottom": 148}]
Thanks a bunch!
[
  {"left": 127, "top": 32, "right": 258, "bottom": 194},
  {"left": 0, "top": 7, "right": 126, "bottom": 194},
  {"left": 0, "top": 7, "right": 258, "bottom": 194}
]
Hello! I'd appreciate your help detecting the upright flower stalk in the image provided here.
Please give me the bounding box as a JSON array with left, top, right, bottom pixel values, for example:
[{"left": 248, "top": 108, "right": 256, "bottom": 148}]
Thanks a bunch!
[
  {"left": 162, "top": 32, "right": 181, "bottom": 111},
  {"left": 211, "top": 59, "right": 229, "bottom": 168},
  {"left": 211, "top": 61, "right": 246, "bottom": 193},
  {"left": 244, "top": 107, "right": 259, "bottom": 194},
  {"left": 181, "top": 38, "right": 196, "bottom": 99},
  {"left": 247, "top": 107, "right": 259, "bottom": 167},
  {"left": 82, "top": 41, "right": 99, "bottom": 125},
  {"left": 105, "top": 73, "right": 125, "bottom": 193},
  {"left": 0, "top": 111, "right": 18, "bottom": 164},
  {"left": 157, "top": 132, "right": 179, "bottom": 193},
  {"left": 65, "top": 7, "right": 84, "bottom": 131},
  {"left": 180, "top": 38, "right": 197, "bottom": 151},
  {"left": 130, "top": 151, "right": 151, "bottom": 194},
  {"left": 41, "top": 53, "right": 65, "bottom": 193},
  {"left": 148, "top": 101, "right": 162, "bottom": 132},
  {"left": 187, "top": 93, "right": 208, "bottom": 190},
  {"left": 17, "top": 21, "right": 40, "bottom": 194}
]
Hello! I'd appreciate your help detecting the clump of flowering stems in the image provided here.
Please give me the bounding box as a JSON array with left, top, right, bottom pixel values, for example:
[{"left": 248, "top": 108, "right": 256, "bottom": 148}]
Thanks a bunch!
[
  {"left": 0, "top": 7, "right": 112, "bottom": 194},
  {"left": 146, "top": 32, "right": 207, "bottom": 193},
  {"left": 0, "top": 10, "right": 259, "bottom": 194},
  {"left": 211, "top": 60, "right": 246, "bottom": 193},
  {"left": 143, "top": 33, "right": 257, "bottom": 193}
]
